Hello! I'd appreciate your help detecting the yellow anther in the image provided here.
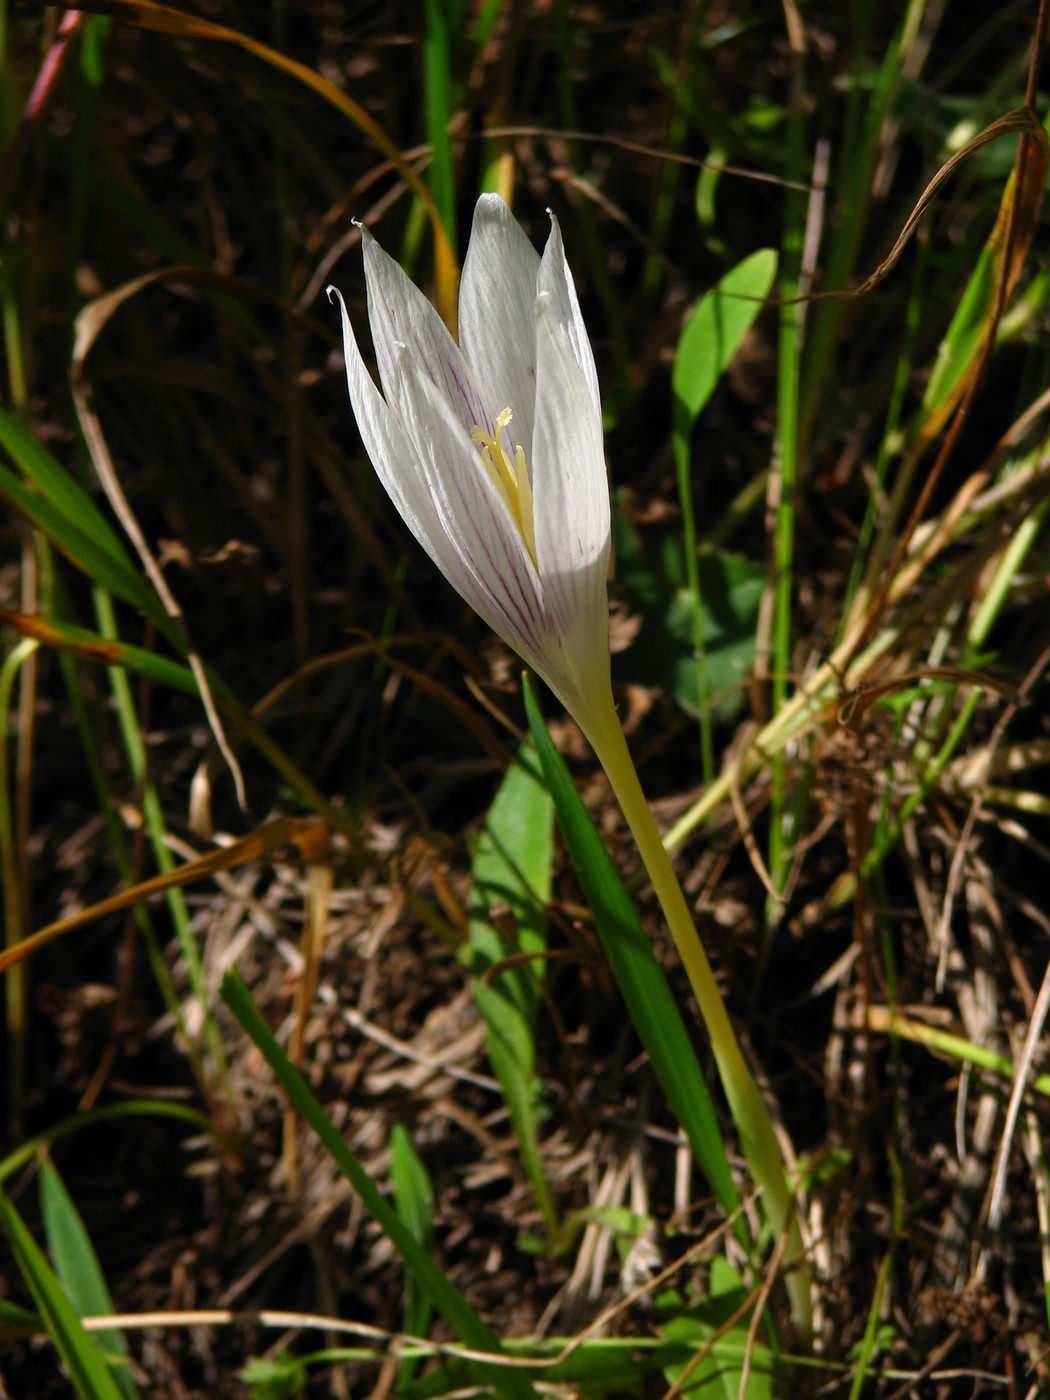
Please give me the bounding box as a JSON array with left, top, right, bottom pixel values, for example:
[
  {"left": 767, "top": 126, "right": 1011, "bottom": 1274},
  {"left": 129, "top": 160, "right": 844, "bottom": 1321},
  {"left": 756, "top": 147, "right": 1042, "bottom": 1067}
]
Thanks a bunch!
[{"left": 471, "top": 408, "right": 536, "bottom": 566}]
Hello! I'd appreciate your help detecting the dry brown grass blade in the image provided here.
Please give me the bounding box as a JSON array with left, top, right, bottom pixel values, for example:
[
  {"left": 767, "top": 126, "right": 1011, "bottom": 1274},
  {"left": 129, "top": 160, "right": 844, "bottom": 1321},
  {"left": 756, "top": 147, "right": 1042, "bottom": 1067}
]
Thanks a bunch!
[
  {"left": 250, "top": 637, "right": 515, "bottom": 770},
  {"left": 0, "top": 606, "right": 141, "bottom": 669},
  {"left": 843, "top": 107, "right": 1046, "bottom": 303},
  {"left": 761, "top": 106, "right": 1048, "bottom": 317},
  {"left": 0, "top": 816, "right": 329, "bottom": 975},
  {"left": 837, "top": 667, "right": 1015, "bottom": 730},
  {"left": 846, "top": 108, "right": 1048, "bottom": 656},
  {"left": 60, "top": 0, "right": 459, "bottom": 327},
  {"left": 916, "top": 121, "right": 1050, "bottom": 447},
  {"left": 284, "top": 859, "right": 335, "bottom": 1200},
  {"left": 0, "top": 11, "right": 86, "bottom": 207},
  {"left": 71, "top": 267, "right": 249, "bottom": 809},
  {"left": 999, "top": 126, "right": 1049, "bottom": 300}
]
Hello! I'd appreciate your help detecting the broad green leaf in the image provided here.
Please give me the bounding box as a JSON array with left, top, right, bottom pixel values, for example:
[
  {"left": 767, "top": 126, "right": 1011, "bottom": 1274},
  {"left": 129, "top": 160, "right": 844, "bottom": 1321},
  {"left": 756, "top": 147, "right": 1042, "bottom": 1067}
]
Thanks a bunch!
[
  {"left": 0, "top": 1185, "right": 126, "bottom": 1400},
  {"left": 221, "top": 970, "right": 538, "bottom": 1400},
  {"left": 671, "top": 249, "right": 776, "bottom": 763},
  {"left": 463, "top": 741, "right": 556, "bottom": 1234},
  {"left": 672, "top": 248, "right": 777, "bottom": 464},
  {"left": 403, "top": 1337, "right": 653, "bottom": 1399},
  {"left": 657, "top": 1258, "right": 775, "bottom": 1399},
  {"left": 39, "top": 1161, "right": 139, "bottom": 1400},
  {"left": 522, "top": 679, "right": 744, "bottom": 1238},
  {"left": 240, "top": 1352, "right": 309, "bottom": 1399},
  {"left": 404, "top": 1325, "right": 774, "bottom": 1400}
]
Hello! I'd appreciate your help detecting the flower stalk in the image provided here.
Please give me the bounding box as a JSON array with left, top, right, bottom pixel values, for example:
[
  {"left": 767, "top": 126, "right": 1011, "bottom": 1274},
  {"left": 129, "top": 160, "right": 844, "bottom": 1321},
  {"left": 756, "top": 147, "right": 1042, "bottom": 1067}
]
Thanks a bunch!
[{"left": 573, "top": 685, "right": 812, "bottom": 1339}]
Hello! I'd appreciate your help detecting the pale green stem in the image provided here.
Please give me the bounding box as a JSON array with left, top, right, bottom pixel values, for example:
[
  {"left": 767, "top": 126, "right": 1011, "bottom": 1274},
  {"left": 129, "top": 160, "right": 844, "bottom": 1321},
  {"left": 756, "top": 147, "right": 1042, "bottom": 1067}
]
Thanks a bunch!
[{"left": 573, "top": 686, "right": 813, "bottom": 1339}]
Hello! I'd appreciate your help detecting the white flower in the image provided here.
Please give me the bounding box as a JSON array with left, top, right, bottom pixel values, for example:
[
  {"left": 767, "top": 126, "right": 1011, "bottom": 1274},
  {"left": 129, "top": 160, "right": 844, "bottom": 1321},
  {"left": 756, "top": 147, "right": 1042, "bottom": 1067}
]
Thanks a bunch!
[{"left": 328, "top": 194, "right": 611, "bottom": 726}]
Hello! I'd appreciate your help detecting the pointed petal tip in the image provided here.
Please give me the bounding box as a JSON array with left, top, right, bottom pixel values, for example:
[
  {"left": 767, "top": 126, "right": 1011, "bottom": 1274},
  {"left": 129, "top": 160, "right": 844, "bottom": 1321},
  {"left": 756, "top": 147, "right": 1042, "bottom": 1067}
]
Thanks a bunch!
[
  {"left": 348, "top": 219, "right": 375, "bottom": 255},
  {"left": 471, "top": 192, "right": 517, "bottom": 235}
]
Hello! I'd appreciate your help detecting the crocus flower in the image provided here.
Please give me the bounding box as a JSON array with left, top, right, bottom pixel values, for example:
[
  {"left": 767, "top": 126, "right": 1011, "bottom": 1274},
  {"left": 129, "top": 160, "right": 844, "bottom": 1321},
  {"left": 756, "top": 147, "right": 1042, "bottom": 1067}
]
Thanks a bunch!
[
  {"left": 329, "top": 196, "right": 813, "bottom": 1338},
  {"left": 328, "top": 194, "right": 611, "bottom": 728}
]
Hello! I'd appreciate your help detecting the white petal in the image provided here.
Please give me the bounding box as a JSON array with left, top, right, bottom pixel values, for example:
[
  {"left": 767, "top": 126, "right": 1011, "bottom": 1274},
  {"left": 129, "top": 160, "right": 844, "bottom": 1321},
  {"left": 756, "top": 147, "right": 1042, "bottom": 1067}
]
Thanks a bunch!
[
  {"left": 327, "top": 286, "right": 448, "bottom": 565},
  {"left": 458, "top": 195, "right": 542, "bottom": 461},
  {"left": 538, "top": 214, "right": 601, "bottom": 421},
  {"left": 360, "top": 229, "right": 493, "bottom": 438},
  {"left": 393, "top": 351, "right": 558, "bottom": 676},
  {"left": 530, "top": 297, "right": 611, "bottom": 706}
]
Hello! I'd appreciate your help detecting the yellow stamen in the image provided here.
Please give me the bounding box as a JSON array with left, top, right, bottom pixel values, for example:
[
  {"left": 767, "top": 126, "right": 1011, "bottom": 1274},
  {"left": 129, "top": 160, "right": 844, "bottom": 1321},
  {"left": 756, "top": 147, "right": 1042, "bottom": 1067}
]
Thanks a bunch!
[{"left": 470, "top": 408, "right": 536, "bottom": 566}]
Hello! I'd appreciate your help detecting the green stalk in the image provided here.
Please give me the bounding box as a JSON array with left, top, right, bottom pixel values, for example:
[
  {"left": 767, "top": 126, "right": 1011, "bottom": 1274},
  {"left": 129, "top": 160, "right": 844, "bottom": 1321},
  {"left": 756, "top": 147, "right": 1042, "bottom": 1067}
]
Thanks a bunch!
[
  {"left": 969, "top": 499, "right": 1046, "bottom": 647},
  {"left": 573, "top": 688, "right": 812, "bottom": 1339},
  {"left": 93, "top": 589, "right": 231, "bottom": 1102},
  {"left": 767, "top": 34, "right": 807, "bottom": 918},
  {"left": 798, "top": 0, "right": 931, "bottom": 445},
  {"left": 0, "top": 638, "right": 36, "bottom": 1142},
  {"left": 674, "top": 447, "right": 714, "bottom": 786}
]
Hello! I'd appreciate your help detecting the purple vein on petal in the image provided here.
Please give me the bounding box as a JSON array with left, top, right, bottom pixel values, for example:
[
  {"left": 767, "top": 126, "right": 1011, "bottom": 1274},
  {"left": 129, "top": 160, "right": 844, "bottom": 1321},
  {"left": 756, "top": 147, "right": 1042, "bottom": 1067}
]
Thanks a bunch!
[{"left": 395, "top": 354, "right": 549, "bottom": 661}]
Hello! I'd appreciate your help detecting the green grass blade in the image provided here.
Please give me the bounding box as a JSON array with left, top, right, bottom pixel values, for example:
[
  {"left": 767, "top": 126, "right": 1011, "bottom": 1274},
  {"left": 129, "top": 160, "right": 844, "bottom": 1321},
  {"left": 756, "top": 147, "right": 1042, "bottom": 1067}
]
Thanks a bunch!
[
  {"left": 0, "top": 1184, "right": 126, "bottom": 1400},
  {"left": 521, "top": 677, "right": 744, "bottom": 1240},
  {"left": 17, "top": 584, "right": 344, "bottom": 831},
  {"left": 920, "top": 239, "right": 999, "bottom": 432},
  {"left": 0, "top": 410, "right": 182, "bottom": 663},
  {"left": 39, "top": 1160, "right": 139, "bottom": 1400},
  {"left": 0, "top": 1298, "right": 42, "bottom": 1336},
  {"left": 91, "top": 588, "right": 226, "bottom": 1092},
  {"left": 423, "top": 0, "right": 457, "bottom": 251},
  {"left": 465, "top": 740, "right": 558, "bottom": 1236},
  {"left": 389, "top": 1124, "right": 436, "bottom": 1266},
  {"left": 389, "top": 1123, "right": 435, "bottom": 1388},
  {"left": 0, "top": 408, "right": 130, "bottom": 573},
  {"left": 0, "top": 460, "right": 164, "bottom": 632},
  {"left": 1, "top": 637, "right": 35, "bottom": 1141},
  {"left": 0, "top": 1101, "right": 210, "bottom": 1185},
  {"left": 220, "top": 968, "right": 538, "bottom": 1400},
  {"left": 1, "top": 608, "right": 198, "bottom": 694}
]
